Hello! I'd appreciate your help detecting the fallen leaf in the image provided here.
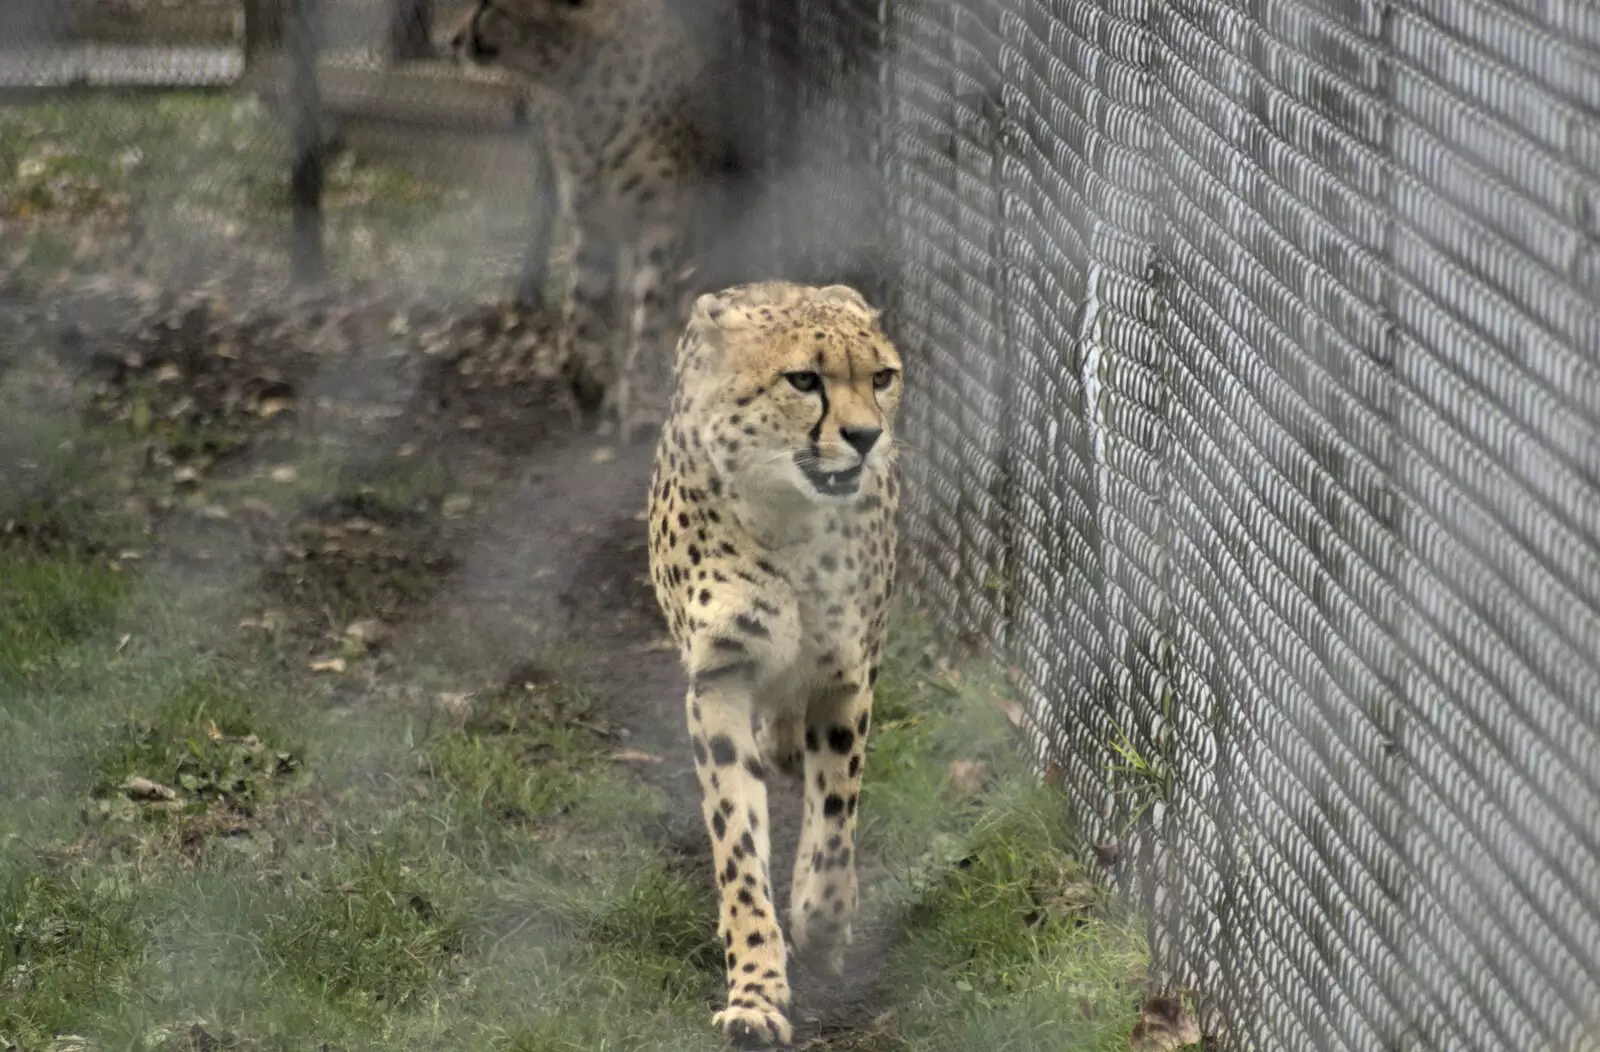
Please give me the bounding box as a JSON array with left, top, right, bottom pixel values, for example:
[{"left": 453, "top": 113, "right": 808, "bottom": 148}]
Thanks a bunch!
[
  {"left": 1129, "top": 995, "right": 1201, "bottom": 1050},
  {"left": 342, "top": 618, "right": 388, "bottom": 651},
  {"left": 1093, "top": 842, "right": 1125, "bottom": 867},
  {"left": 610, "top": 749, "right": 664, "bottom": 764},
  {"left": 993, "top": 695, "right": 1027, "bottom": 728},
  {"left": 308, "top": 657, "right": 347, "bottom": 673},
  {"left": 1043, "top": 761, "right": 1065, "bottom": 789},
  {"left": 269, "top": 466, "right": 298, "bottom": 483},
  {"left": 115, "top": 633, "right": 132, "bottom": 653},
  {"left": 946, "top": 759, "right": 991, "bottom": 800},
  {"left": 434, "top": 692, "right": 474, "bottom": 717},
  {"left": 123, "top": 776, "right": 176, "bottom": 801}
]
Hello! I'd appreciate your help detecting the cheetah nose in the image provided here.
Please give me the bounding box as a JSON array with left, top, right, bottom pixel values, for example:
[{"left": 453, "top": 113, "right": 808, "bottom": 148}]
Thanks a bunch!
[{"left": 840, "top": 426, "right": 882, "bottom": 458}]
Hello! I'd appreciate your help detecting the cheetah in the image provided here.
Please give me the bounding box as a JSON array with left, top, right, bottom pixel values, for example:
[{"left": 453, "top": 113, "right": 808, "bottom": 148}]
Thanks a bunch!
[
  {"left": 647, "top": 281, "right": 903, "bottom": 1047},
  {"left": 444, "top": 0, "right": 737, "bottom": 440}
]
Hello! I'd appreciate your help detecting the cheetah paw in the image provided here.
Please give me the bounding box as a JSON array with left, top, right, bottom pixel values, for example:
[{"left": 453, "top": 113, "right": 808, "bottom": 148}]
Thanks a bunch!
[
  {"left": 792, "top": 939, "right": 847, "bottom": 978},
  {"left": 714, "top": 1004, "right": 794, "bottom": 1048},
  {"left": 789, "top": 918, "right": 851, "bottom": 977}
]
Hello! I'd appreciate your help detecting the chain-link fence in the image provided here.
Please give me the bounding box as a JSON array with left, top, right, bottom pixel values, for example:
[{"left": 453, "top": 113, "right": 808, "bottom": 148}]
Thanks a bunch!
[{"left": 736, "top": 2, "right": 1600, "bottom": 1050}]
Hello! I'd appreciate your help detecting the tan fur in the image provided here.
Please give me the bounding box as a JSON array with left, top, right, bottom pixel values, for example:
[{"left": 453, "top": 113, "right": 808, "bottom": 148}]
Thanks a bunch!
[
  {"left": 647, "top": 282, "right": 903, "bottom": 1047},
  {"left": 443, "top": 0, "right": 717, "bottom": 439}
]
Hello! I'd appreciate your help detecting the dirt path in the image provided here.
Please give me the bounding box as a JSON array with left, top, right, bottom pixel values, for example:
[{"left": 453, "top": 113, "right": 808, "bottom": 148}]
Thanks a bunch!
[{"left": 432, "top": 432, "right": 898, "bottom": 1043}]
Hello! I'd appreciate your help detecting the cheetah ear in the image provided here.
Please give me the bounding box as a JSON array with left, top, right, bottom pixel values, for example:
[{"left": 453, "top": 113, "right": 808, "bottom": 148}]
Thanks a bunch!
[
  {"left": 815, "top": 284, "right": 877, "bottom": 317},
  {"left": 690, "top": 291, "right": 757, "bottom": 333},
  {"left": 691, "top": 291, "right": 728, "bottom": 326}
]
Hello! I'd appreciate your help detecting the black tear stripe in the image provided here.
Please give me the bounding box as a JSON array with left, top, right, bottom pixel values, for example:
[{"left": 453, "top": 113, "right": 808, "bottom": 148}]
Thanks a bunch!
[{"left": 809, "top": 382, "right": 830, "bottom": 445}]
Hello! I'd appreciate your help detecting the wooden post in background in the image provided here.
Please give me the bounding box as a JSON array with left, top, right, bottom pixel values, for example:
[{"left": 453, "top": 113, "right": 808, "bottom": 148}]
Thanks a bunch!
[{"left": 288, "top": 0, "right": 325, "bottom": 285}]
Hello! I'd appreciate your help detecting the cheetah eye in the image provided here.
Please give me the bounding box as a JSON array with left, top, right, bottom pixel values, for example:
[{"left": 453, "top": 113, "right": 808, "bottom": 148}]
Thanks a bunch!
[
  {"left": 784, "top": 371, "right": 823, "bottom": 394},
  {"left": 872, "top": 368, "right": 897, "bottom": 391}
]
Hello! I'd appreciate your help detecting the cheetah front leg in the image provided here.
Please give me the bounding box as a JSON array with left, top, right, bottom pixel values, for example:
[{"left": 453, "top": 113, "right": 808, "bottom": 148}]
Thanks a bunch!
[
  {"left": 687, "top": 676, "right": 795, "bottom": 1048},
  {"left": 613, "top": 212, "right": 690, "bottom": 443},
  {"left": 789, "top": 682, "right": 872, "bottom": 976}
]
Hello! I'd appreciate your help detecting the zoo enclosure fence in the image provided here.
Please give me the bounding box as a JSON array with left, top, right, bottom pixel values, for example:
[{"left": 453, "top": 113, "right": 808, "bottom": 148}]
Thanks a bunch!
[{"left": 730, "top": 1, "right": 1600, "bottom": 1051}]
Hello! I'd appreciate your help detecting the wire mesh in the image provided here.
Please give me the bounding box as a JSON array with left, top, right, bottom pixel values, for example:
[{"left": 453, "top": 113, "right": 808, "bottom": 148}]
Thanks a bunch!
[{"left": 736, "top": 0, "right": 1600, "bottom": 1049}]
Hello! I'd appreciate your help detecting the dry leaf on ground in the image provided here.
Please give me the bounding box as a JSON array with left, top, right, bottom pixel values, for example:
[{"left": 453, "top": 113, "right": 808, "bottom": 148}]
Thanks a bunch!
[
  {"left": 123, "top": 776, "right": 177, "bottom": 801},
  {"left": 1129, "top": 995, "right": 1201, "bottom": 1051},
  {"left": 610, "top": 749, "right": 664, "bottom": 764},
  {"left": 946, "top": 759, "right": 991, "bottom": 800}
]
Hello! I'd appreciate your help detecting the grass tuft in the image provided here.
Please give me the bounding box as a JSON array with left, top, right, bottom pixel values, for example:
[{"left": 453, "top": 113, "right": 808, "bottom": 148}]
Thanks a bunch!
[
  {"left": 0, "top": 551, "right": 130, "bottom": 684},
  {"left": 90, "top": 670, "right": 300, "bottom": 820},
  {"left": 263, "top": 846, "right": 465, "bottom": 1019},
  {"left": 0, "top": 864, "right": 145, "bottom": 1049}
]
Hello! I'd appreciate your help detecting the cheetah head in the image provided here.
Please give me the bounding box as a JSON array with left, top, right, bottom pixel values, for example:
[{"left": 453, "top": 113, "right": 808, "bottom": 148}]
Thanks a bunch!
[
  {"left": 679, "top": 282, "right": 903, "bottom": 506},
  {"left": 444, "top": 0, "right": 626, "bottom": 82}
]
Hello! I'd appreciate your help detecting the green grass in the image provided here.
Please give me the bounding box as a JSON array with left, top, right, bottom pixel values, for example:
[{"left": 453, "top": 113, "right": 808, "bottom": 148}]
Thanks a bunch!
[
  {"left": 854, "top": 614, "right": 1149, "bottom": 1052},
  {"left": 0, "top": 92, "right": 455, "bottom": 289},
  {"left": 263, "top": 845, "right": 467, "bottom": 1018},
  {"left": 0, "top": 552, "right": 130, "bottom": 684},
  {"left": 0, "top": 390, "right": 1155, "bottom": 1051},
  {"left": 0, "top": 864, "right": 146, "bottom": 1051},
  {"left": 0, "top": 570, "right": 1153, "bottom": 1052}
]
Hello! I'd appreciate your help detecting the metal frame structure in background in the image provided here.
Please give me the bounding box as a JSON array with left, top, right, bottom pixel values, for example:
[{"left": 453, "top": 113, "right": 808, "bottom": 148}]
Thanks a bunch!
[{"left": 733, "top": 2, "right": 1600, "bottom": 1050}]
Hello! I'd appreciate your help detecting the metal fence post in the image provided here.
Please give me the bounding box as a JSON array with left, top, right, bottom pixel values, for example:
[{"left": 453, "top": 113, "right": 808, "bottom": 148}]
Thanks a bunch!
[
  {"left": 243, "top": 0, "right": 286, "bottom": 69},
  {"left": 288, "top": 0, "right": 325, "bottom": 285},
  {"left": 388, "top": 0, "right": 435, "bottom": 62}
]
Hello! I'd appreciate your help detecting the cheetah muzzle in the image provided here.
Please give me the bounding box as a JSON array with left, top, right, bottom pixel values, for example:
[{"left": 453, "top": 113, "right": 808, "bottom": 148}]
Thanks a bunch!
[{"left": 647, "top": 281, "right": 903, "bottom": 1047}]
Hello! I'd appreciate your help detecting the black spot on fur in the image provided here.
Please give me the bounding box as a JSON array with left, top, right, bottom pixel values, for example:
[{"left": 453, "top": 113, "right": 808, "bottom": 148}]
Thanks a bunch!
[
  {"left": 712, "top": 811, "right": 727, "bottom": 839},
  {"left": 823, "top": 794, "right": 845, "bottom": 818},
  {"left": 734, "top": 614, "right": 769, "bottom": 638},
  {"left": 744, "top": 756, "right": 766, "bottom": 780},
  {"left": 692, "top": 661, "right": 753, "bottom": 690},
  {"left": 710, "top": 735, "right": 737, "bottom": 766},
  {"left": 827, "top": 726, "right": 855, "bottom": 754},
  {"left": 692, "top": 738, "right": 709, "bottom": 766}
]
